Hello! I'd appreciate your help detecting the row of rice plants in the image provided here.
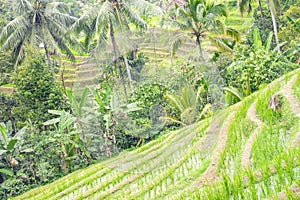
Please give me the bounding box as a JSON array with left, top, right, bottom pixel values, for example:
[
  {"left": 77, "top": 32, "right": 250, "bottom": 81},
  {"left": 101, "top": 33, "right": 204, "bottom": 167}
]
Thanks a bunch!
[
  {"left": 218, "top": 97, "right": 257, "bottom": 177},
  {"left": 14, "top": 164, "right": 108, "bottom": 200},
  {"left": 56, "top": 120, "right": 210, "bottom": 200},
  {"left": 50, "top": 122, "right": 208, "bottom": 199},
  {"left": 110, "top": 141, "right": 197, "bottom": 198},
  {"left": 17, "top": 126, "right": 175, "bottom": 200},
  {"left": 187, "top": 146, "right": 300, "bottom": 200},
  {"left": 94, "top": 122, "right": 211, "bottom": 199},
  {"left": 253, "top": 91, "right": 299, "bottom": 170},
  {"left": 108, "top": 144, "right": 193, "bottom": 198},
  {"left": 170, "top": 72, "right": 298, "bottom": 199},
  {"left": 19, "top": 122, "right": 200, "bottom": 199},
  {"left": 129, "top": 149, "right": 209, "bottom": 199},
  {"left": 122, "top": 120, "right": 209, "bottom": 167},
  {"left": 217, "top": 71, "right": 295, "bottom": 177},
  {"left": 163, "top": 111, "right": 237, "bottom": 199}
]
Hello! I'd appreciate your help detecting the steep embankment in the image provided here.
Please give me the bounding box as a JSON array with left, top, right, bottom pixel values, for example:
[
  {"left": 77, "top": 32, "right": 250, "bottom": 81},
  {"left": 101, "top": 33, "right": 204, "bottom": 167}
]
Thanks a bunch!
[{"left": 14, "top": 68, "right": 300, "bottom": 200}]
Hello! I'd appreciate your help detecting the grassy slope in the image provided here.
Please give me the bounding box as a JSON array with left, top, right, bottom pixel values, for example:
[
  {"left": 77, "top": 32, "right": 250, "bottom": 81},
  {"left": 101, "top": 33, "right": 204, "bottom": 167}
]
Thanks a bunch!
[{"left": 15, "top": 68, "right": 300, "bottom": 200}]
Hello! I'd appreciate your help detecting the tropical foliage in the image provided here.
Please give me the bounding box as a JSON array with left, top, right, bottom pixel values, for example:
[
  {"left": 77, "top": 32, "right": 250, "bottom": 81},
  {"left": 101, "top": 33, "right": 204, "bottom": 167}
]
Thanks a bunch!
[
  {"left": 0, "top": 0, "right": 299, "bottom": 199},
  {"left": 0, "top": 0, "right": 79, "bottom": 65}
]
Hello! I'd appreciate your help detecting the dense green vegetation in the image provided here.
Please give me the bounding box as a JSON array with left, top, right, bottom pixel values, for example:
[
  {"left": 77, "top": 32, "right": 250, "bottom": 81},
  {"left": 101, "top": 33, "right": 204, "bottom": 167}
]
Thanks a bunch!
[{"left": 0, "top": 0, "right": 299, "bottom": 199}]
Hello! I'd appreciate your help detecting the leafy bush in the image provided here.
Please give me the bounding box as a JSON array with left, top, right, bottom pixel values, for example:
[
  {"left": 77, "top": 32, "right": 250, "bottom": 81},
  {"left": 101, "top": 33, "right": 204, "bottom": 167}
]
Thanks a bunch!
[
  {"left": 0, "top": 94, "right": 16, "bottom": 124},
  {"left": 245, "top": 8, "right": 276, "bottom": 49},
  {"left": 128, "top": 83, "right": 176, "bottom": 141},
  {"left": 12, "top": 50, "right": 66, "bottom": 128},
  {"left": 0, "top": 51, "right": 13, "bottom": 86},
  {"left": 279, "top": 5, "right": 300, "bottom": 63},
  {"left": 222, "top": 29, "right": 297, "bottom": 95}
]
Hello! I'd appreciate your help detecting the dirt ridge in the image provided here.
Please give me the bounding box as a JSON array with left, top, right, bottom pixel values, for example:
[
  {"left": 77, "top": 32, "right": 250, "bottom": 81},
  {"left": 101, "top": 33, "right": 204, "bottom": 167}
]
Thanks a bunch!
[
  {"left": 241, "top": 100, "right": 263, "bottom": 168},
  {"left": 197, "top": 112, "right": 236, "bottom": 187}
]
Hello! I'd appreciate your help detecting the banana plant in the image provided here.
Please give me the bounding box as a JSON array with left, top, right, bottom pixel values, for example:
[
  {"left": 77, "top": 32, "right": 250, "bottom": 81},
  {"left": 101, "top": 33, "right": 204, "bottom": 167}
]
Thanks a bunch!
[
  {"left": 0, "top": 121, "right": 26, "bottom": 156},
  {"left": 0, "top": 121, "right": 26, "bottom": 178},
  {"left": 43, "top": 110, "right": 84, "bottom": 173},
  {"left": 94, "top": 83, "right": 141, "bottom": 156},
  {"left": 65, "top": 88, "right": 92, "bottom": 162},
  {"left": 165, "top": 84, "right": 211, "bottom": 125},
  {"left": 224, "top": 86, "right": 245, "bottom": 106}
]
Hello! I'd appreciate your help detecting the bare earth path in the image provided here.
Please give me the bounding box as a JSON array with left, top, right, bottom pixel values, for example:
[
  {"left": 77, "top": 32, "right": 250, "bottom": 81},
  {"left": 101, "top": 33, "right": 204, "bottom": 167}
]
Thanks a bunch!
[
  {"left": 197, "top": 112, "right": 235, "bottom": 187},
  {"left": 279, "top": 75, "right": 300, "bottom": 146},
  {"left": 241, "top": 74, "right": 300, "bottom": 169},
  {"left": 241, "top": 100, "right": 263, "bottom": 169}
]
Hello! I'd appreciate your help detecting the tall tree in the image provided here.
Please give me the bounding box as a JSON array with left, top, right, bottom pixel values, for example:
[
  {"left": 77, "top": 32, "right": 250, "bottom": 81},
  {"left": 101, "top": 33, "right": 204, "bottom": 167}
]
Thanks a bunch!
[
  {"left": 71, "top": 0, "right": 160, "bottom": 99},
  {"left": 0, "top": 0, "right": 79, "bottom": 66},
  {"left": 169, "top": 0, "right": 239, "bottom": 62},
  {"left": 238, "top": 0, "right": 282, "bottom": 52},
  {"left": 268, "top": 0, "right": 281, "bottom": 52}
]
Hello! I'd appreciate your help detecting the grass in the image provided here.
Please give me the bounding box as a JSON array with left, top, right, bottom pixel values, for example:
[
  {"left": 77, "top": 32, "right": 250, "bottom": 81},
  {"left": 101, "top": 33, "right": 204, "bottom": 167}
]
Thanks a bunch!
[
  {"left": 293, "top": 73, "right": 300, "bottom": 101},
  {"left": 14, "top": 69, "right": 300, "bottom": 199},
  {"left": 1, "top": 83, "right": 14, "bottom": 87}
]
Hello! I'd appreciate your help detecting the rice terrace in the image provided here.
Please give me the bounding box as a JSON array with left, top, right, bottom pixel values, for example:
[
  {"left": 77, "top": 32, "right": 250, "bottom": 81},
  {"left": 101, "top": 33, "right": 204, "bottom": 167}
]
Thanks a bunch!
[{"left": 0, "top": 0, "right": 299, "bottom": 199}]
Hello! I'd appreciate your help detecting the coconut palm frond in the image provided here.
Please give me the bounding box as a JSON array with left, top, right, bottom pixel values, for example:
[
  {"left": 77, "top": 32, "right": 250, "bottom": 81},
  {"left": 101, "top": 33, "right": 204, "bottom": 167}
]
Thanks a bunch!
[
  {"left": 225, "top": 27, "right": 241, "bottom": 43},
  {"left": 69, "top": 6, "right": 99, "bottom": 34},
  {"left": 47, "top": 1, "right": 70, "bottom": 14},
  {"left": 129, "top": 0, "right": 163, "bottom": 15},
  {"left": 122, "top": 3, "right": 147, "bottom": 29},
  {"left": 196, "top": 103, "right": 212, "bottom": 122},
  {"left": 171, "top": 33, "right": 188, "bottom": 55},
  {"left": 1, "top": 24, "right": 30, "bottom": 51},
  {"left": 17, "top": 0, "right": 34, "bottom": 13},
  {"left": 209, "top": 4, "right": 228, "bottom": 18},
  {"left": 13, "top": 38, "right": 29, "bottom": 66},
  {"left": 48, "top": 12, "right": 77, "bottom": 28},
  {"left": 209, "top": 37, "right": 234, "bottom": 53},
  {"left": 287, "top": 16, "right": 300, "bottom": 33},
  {"left": 224, "top": 86, "right": 244, "bottom": 101},
  {"left": 0, "top": 16, "right": 29, "bottom": 43},
  {"left": 83, "top": 18, "right": 97, "bottom": 50},
  {"left": 94, "top": 21, "right": 109, "bottom": 53},
  {"left": 169, "top": 20, "right": 191, "bottom": 31},
  {"left": 166, "top": 93, "right": 185, "bottom": 112},
  {"left": 95, "top": 1, "right": 114, "bottom": 34}
]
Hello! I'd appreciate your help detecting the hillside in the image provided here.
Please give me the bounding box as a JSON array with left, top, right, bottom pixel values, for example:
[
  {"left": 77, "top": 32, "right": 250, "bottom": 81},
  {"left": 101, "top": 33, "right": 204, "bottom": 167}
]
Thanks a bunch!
[{"left": 15, "top": 69, "right": 300, "bottom": 199}]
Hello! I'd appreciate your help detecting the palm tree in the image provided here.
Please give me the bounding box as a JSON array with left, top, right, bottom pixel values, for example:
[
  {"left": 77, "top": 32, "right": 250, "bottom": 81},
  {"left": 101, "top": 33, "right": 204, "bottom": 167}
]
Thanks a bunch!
[
  {"left": 0, "top": 0, "right": 79, "bottom": 66},
  {"left": 169, "top": 0, "right": 239, "bottom": 62},
  {"left": 268, "top": 0, "right": 281, "bottom": 52},
  {"left": 71, "top": 0, "right": 160, "bottom": 100}
]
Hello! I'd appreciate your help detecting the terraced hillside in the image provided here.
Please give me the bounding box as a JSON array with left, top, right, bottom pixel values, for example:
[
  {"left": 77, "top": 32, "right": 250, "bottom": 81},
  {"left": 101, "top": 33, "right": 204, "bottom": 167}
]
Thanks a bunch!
[{"left": 15, "top": 68, "right": 300, "bottom": 199}]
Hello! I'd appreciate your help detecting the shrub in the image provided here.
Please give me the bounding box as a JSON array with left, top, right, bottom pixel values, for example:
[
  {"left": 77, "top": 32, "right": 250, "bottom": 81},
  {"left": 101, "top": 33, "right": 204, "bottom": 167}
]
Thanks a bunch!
[{"left": 12, "top": 50, "right": 66, "bottom": 128}]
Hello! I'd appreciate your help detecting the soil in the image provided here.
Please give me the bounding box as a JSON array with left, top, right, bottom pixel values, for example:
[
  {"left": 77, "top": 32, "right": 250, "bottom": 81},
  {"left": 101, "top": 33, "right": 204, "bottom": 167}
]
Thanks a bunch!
[
  {"left": 279, "top": 75, "right": 300, "bottom": 146},
  {"left": 241, "top": 100, "right": 263, "bottom": 168},
  {"left": 196, "top": 112, "right": 236, "bottom": 188}
]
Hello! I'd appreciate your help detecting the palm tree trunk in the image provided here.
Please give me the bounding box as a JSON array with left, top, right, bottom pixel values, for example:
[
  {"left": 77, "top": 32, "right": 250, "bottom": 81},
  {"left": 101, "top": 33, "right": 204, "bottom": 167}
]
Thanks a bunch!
[
  {"left": 124, "top": 54, "right": 134, "bottom": 91},
  {"left": 196, "top": 36, "right": 205, "bottom": 62},
  {"left": 109, "top": 18, "right": 128, "bottom": 101},
  {"left": 44, "top": 44, "right": 52, "bottom": 70},
  {"left": 152, "top": 27, "right": 159, "bottom": 76},
  {"left": 258, "top": 0, "right": 263, "bottom": 17},
  {"left": 61, "top": 145, "right": 67, "bottom": 173},
  {"left": 269, "top": 7, "right": 280, "bottom": 52},
  {"left": 168, "top": 29, "right": 174, "bottom": 77}
]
